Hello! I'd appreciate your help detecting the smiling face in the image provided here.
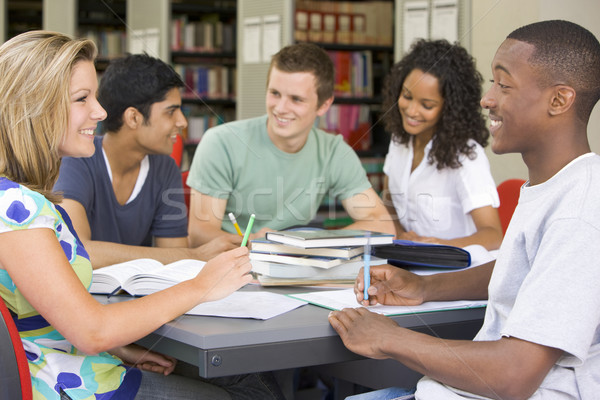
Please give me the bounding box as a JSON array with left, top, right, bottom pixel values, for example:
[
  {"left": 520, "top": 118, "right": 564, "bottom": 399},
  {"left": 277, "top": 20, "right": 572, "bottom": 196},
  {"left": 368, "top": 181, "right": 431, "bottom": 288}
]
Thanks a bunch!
[
  {"left": 397, "top": 69, "right": 444, "bottom": 144},
  {"left": 135, "top": 87, "right": 188, "bottom": 155},
  {"left": 481, "top": 39, "right": 550, "bottom": 156},
  {"left": 60, "top": 60, "right": 107, "bottom": 157},
  {"left": 265, "top": 67, "right": 332, "bottom": 152}
]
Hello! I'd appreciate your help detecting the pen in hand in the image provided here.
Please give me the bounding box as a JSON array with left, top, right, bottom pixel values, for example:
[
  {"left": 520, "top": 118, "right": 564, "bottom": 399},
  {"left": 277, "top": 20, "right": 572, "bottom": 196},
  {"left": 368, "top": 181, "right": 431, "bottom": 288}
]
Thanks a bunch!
[
  {"left": 240, "top": 214, "right": 255, "bottom": 247},
  {"left": 363, "top": 231, "right": 371, "bottom": 300},
  {"left": 228, "top": 212, "right": 243, "bottom": 236}
]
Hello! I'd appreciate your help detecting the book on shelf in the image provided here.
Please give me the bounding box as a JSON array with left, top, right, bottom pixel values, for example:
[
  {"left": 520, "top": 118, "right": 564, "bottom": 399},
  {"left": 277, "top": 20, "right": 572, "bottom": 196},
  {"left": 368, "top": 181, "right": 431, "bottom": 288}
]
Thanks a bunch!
[
  {"left": 294, "top": 9, "right": 309, "bottom": 42},
  {"left": 322, "top": 12, "right": 337, "bottom": 43},
  {"left": 308, "top": 11, "right": 323, "bottom": 42},
  {"left": 251, "top": 256, "right": 386, "bottom": 280},
  {"left": 90, "top": 258, "right": 206, "bottom": 296},
  {"left": 336, "top": 13, "right": 352, "bottom": 44},
  {"left": 351, "top": 13, "right": 367, "bottom": 44},
  {"left": 371, "top": 240, "right": 472, "bottom": 269},
  {"left": 171, "top": 16, "right": 236, "bottom": 53},
  {"left": 250, "top": 238, "right": 365, "bottom": 259},
  {"left": 250, "top": 252, "right": 362, "bottom": 269},
  {"left": 265, "top": 229, "right": 394, "bottom": 248},
  {"left": 177, "top": 65, "right": 234, "bottom": 99},
  {"left": 294, "top": 0, "right": 393, "bottom": 46}
]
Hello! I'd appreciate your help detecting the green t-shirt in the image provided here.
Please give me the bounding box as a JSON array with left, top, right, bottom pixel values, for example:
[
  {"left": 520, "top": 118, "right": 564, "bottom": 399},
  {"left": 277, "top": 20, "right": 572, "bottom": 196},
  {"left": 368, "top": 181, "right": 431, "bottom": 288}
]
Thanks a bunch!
[{"left": 188, "top": 115, "right": 371, "bottom": 233}]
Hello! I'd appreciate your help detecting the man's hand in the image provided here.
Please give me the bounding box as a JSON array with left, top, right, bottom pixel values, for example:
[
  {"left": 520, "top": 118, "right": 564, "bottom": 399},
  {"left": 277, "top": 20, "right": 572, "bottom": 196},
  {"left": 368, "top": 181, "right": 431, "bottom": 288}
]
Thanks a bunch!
[
  {"left": 356, "top": 264, "right": 426, "bottom": 307},
  {"left": 328, "top": 307, "right": 400, "bottom": 359}
]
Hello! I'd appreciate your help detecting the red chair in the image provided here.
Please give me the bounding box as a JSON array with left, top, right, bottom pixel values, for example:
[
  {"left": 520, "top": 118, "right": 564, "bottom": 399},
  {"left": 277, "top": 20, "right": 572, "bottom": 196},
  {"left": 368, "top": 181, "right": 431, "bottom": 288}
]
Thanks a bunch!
[
  {"left": 181, "top": 170, "right": 191, "bottom": 211},
  {"left": 0, "top": 297, "right": 33, "bottom": 400},
  {"left": 170, "top": 134, "right": 184, "bottom": 168},
  {"left": 496, "top": 179, "right": 526, "bottom": 234}
]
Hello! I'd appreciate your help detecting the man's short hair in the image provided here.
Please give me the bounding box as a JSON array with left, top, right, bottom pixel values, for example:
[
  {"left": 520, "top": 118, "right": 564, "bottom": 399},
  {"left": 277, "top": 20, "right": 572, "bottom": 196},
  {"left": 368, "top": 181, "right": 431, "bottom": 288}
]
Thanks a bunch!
[
  {"left": 508, "top": 20, "right": 600, "bottom": 122},
  {"left": 98, "top": 53, "right": 184, "bottom": 133},
  {"left": 268, "top": 42, "right": 334, "bottom": 107}
]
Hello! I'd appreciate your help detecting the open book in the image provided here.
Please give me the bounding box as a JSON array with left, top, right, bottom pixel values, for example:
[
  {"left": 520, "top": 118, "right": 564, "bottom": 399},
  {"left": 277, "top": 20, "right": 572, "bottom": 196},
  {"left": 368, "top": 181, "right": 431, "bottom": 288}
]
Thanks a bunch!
[
  {"left": 91, "top": 258, "right": 308, "bottom": 319},
  {"left": 90, "top": 258, "right": 206, "bottom": 296}
]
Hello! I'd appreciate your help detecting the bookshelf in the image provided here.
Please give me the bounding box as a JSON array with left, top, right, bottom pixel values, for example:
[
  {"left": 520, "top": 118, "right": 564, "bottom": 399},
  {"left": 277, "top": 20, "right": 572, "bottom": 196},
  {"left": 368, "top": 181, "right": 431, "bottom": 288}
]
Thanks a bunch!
[
  {"left": 6, "top": 0, "right": 43, "bottom": 40},
  {"left": 170, "top": 1, "right": 237, "bottom": 150},
  {"left": 295, "top": 1, "right": 395, "bottom": 226},
  {"left": 39, "top": 0, "right": 127, "bottom": 71},
  {"left": 77, "top": 0, "right": 127, "bottom": 67}
]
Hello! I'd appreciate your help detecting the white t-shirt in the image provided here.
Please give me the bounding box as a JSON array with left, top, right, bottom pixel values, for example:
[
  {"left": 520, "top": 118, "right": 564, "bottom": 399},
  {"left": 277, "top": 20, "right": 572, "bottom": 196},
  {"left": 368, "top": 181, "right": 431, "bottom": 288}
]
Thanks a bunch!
[
  {"left": 416, "top": 153, "right": 600, "bottom": 399},
  {"left": 383, "top": 138, "right": 499, "bottom": 239}
]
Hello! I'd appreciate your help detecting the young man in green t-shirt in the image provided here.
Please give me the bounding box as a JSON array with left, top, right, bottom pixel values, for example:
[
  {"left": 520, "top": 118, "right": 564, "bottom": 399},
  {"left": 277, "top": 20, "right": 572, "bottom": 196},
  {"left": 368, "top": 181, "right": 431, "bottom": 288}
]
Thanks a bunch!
[{"left": 187, "top": 43, "right": 394, "bottom": 246}]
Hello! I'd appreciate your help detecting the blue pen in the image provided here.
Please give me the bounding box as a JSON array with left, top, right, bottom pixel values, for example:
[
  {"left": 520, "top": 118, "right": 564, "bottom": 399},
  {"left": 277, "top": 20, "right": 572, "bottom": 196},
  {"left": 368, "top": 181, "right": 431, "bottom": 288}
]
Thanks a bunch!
[{"left": 363, "top": 231, "right": 372, "bottom": 300}]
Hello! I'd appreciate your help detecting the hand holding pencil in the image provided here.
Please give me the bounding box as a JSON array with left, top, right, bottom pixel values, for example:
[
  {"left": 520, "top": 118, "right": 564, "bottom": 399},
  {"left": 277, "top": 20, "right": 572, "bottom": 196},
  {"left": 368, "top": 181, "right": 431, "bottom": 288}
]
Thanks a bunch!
[{"left": 355, "top": 264, "right": 427, "bottom": 307}]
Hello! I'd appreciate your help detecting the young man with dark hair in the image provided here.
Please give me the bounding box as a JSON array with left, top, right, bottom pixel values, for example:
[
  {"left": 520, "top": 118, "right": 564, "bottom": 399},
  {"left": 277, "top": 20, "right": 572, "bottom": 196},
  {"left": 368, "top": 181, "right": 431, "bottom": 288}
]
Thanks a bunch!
[
  {"left": 187, "top": 42, "right": 394, "bottom": 246},
  {"left": 55, "top": 53, "right": 239, "bottom": 268},
  {"left": 329, "top": 20, "right": 600, "bottom": 399}
]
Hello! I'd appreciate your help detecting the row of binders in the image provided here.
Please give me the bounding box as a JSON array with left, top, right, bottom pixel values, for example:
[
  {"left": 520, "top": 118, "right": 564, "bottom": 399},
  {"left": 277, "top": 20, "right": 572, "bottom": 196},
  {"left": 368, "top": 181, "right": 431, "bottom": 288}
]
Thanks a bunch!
[{"left": 249, "top": 229, "right": 472, "bottom": 286}]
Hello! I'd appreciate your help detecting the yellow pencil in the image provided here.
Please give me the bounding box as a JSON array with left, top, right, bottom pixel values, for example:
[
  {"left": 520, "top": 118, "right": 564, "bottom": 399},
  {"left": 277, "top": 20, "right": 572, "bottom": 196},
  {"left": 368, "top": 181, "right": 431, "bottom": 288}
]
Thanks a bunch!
[{"left": 228, "top": 212, "right": 243, "bottom": 236}]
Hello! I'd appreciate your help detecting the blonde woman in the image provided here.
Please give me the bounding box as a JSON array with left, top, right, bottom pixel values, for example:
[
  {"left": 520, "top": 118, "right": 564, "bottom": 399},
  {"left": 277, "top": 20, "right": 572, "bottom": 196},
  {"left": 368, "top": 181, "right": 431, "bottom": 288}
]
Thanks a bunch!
[{"left": 0, "top": 31, "right": 283, "bottom": 400}]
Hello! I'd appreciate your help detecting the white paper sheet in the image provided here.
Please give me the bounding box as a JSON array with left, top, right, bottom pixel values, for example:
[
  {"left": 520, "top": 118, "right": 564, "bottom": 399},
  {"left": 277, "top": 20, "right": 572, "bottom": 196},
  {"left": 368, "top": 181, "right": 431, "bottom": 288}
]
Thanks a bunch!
[
  {"left": 262, "top": 15, "right": 281, "bottom": 62},
  {"left": 403, "top": 1, "right": 429, "bottom": 53},
  {"left": 186, "top": 291, "right": 307, "bottom": 320},
  {"left": 243, "top": 17, "right": 261, "bottom": 64},
  {"left": 431, "top": 0, "right": 458, "bottom": 43},
  {"left": 289, "top": 288, "right": 486, "bottom": 316}
]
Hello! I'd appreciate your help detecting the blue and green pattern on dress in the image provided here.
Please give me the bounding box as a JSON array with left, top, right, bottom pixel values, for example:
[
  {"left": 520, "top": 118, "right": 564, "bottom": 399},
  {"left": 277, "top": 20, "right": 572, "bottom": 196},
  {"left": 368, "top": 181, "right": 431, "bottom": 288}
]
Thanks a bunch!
[{"left": 0, "top": 177, "right": 140, "bottom": 399}]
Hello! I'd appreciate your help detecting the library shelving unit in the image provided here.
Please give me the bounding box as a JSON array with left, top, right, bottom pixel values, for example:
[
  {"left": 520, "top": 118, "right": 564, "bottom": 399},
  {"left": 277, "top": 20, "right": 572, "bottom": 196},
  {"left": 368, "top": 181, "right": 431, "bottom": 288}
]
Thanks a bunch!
[
  {"left": 5, "top": 0, "right": 43, "bottom": 40},
  {"left": 170, "top": 0, "right": 237, "bottom": 151},
  {"left": 293, "top": 0, "right": 395, "bottom": 226},
  {"left": 77, "top": 0, "right": 127, "bottom": 70}
]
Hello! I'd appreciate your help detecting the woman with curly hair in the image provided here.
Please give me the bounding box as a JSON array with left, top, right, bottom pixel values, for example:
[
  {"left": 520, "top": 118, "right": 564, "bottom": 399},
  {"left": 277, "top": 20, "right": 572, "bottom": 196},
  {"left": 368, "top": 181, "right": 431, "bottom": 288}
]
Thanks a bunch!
[{"left": 381, "top": 39, "right": 503, "bottom": 250}]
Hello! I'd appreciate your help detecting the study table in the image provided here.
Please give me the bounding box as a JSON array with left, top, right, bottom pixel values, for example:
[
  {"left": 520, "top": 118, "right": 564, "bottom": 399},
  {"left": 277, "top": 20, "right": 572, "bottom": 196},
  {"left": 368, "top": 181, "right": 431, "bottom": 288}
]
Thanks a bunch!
[{"left": 94, "top": 284, "right": 485, "bottom": 395}]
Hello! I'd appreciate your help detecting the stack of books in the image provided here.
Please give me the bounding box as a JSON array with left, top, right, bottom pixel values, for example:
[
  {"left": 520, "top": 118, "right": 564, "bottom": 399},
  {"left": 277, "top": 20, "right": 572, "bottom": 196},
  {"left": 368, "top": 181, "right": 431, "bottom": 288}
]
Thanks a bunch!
[{"left": 250, "top": 229, "right": 394, "bottom": 286}]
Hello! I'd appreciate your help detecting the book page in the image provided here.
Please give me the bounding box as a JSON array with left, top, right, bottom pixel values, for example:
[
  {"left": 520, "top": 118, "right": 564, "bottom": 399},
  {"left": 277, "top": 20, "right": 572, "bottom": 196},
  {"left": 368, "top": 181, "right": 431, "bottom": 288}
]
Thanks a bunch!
[
  {"left": 289, "top": 288, "right": 486, "bottom": 316},
  {"left": 90, "top": 259, "right": 164, "bottom": 294},
  {"left": 124, "top": 259, "right": 206, "bottom": 296}
]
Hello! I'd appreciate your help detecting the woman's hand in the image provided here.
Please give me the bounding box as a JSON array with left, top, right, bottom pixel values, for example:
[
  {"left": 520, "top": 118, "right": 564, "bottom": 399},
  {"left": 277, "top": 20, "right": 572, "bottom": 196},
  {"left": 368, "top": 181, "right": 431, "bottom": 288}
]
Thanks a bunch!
[
  {"left": 110, "top": 344, "right": 177, "bottom": 376},
  {"left": 192, "top": 235, "right": 242, "bottom": 260},
  {"left": 193, "top": 246, "right": 253, "bottom": 303}
]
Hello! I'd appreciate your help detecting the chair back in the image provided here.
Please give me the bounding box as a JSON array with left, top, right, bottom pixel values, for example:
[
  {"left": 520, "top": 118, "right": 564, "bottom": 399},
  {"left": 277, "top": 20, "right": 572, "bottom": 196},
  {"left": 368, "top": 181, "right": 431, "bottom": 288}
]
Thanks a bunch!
[
  {"left": 497, "top": 179, "right": 526, "bottom": 234},
  {"left": 182, "top": 170, "right": 191, "bottom": 211},
  {"left": 170, "top": 134, "right": 184, "bottom": 168},
  {"left": 0, "top": 297, "right": 33, "bottom": 400}
]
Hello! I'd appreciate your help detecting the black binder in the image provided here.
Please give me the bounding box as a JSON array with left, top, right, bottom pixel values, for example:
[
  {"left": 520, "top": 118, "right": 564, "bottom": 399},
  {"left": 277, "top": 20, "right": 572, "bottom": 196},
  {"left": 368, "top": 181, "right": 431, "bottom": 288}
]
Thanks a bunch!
[{"left": 372, "top": 240, "right": 471, "bottom": 269}]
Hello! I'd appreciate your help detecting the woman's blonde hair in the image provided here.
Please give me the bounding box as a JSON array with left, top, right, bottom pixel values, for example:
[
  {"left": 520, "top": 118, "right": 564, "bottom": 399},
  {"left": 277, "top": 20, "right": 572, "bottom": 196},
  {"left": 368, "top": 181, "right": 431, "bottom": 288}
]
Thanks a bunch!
[{"left": 0, "top": 30, "right": 97, "bottom": 202}]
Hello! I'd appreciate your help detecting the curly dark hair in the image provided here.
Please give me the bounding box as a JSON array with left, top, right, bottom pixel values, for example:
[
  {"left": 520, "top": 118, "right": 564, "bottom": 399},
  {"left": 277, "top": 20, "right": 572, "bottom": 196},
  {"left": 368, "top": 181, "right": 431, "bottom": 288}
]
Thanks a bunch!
[{"left": 382, "top": 39, "right": 488, "bottom": 169}]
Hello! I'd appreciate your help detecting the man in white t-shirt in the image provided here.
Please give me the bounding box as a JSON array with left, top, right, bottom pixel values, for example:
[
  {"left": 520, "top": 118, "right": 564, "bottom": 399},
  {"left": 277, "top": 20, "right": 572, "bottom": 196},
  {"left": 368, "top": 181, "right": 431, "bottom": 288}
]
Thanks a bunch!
[{"left": 329, "top": 20, "right": 600, "bottom": 400}]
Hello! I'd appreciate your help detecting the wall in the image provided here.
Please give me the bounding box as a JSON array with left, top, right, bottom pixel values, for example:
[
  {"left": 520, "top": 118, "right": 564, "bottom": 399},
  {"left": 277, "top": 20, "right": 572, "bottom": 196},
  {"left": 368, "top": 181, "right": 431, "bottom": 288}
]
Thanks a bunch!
[{"left": 470, "top": 0, "right": 600, "bottom": 184}]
